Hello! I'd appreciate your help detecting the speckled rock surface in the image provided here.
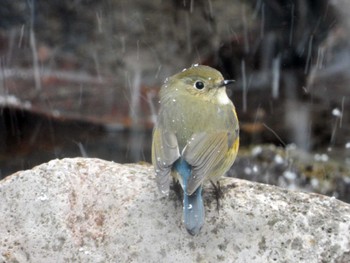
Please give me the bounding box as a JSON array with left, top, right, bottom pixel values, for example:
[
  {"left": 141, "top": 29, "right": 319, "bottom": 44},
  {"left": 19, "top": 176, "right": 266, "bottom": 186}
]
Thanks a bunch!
[{"left": 0, "top": 158, "right": 350, "bottom": 263}]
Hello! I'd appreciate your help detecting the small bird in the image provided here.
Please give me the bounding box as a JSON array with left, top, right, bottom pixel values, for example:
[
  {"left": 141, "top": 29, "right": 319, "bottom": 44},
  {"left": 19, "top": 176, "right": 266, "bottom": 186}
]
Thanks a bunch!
[{"left": 152, "top": 64, "right": 239, "bottom": 235}]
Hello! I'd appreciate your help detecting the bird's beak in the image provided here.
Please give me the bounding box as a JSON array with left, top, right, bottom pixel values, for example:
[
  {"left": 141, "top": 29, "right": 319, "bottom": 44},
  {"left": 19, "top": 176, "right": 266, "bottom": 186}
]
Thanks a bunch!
[{"left": 219, "top": 79, "right": 235, "bottom": 87}]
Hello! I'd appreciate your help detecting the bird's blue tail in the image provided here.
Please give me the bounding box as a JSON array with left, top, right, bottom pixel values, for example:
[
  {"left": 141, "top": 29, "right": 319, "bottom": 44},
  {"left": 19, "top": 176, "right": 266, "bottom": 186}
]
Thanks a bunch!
[{"left": 174, "top": 159, "right": 204, "bottom": 235}]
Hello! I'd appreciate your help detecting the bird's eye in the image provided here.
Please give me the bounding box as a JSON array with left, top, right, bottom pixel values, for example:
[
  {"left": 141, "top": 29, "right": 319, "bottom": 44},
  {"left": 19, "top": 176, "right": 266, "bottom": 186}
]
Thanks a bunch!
[{"left": 194, "top": 81, "right": 205, "bottom": 90}]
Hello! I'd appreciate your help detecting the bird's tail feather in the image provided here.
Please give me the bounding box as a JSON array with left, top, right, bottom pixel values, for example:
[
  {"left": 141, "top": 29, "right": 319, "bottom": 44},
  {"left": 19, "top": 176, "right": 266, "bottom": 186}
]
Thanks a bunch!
[
  {"left": 183, "top": 186, "right": 204, "bottom": 235},
  {"left": 174, "top": 158, "right": 205, "bottom": 235}
]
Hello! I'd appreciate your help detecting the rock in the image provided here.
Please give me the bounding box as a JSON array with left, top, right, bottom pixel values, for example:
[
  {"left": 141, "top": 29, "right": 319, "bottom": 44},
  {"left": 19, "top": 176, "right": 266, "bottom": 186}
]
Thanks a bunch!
[{"left": 0, "top": 158, "right": 349, "bottom": 262}]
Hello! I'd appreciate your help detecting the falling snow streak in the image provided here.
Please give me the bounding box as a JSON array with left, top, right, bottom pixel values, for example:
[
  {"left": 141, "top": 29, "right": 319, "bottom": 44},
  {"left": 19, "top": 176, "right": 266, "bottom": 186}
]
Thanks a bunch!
[
  {"left": 289, "top": 3, "right": 295, "bottom": 46},
  {"left": 92, "top": 51, "right": 102, "bottom": 83},
  {"left": 190, "top": 0, "right": 194, "bottom": 13},
  {"left": 137, "top": 40, "right": 140, "bottom": 60},
  {"left": 272, "top": 55, "right": 281, "bottom": 99},
  {"left": 253, "top": 0, "right": 262, "bottom": 18},
  {"left": 0, "top": 58, "right": 5, "bottom": 94},
  {"left": 331, "top": 107, "right": 344, "bottom": 146},
  {"left": 330, "top": 117, "right": 338, "bottom": 146},
  {"left": 241, "top": 59, "right": 247, "bottom": 112},
  {"left": 129, "top": 68, "right": 145, "bottom": 161},
  {"left": 147, "top": 91, "right": 157, "bottom": 125},
  {"left": 130, "top": 69, "right": 141, "bottom": 124},
  {"left": 341, "top": 97, "right": 345, "bottom": 128},
  {"left": 96, "top": 11, "right": 103, "bottom": 33},
  {"left": 316, "top": 47, "right": 325, "bottom": 70},
  {"left": 75, "top": 141, "right": 88, "bottom": 158},
  {"left": 28, "top": 0, "right": 41, "bottom": 92},
  {"left": 304, "top": 35, "right": 314, "bottom": 74},
  {"left": 155, "top": 65, "right": 162, "bottom": 79},
  {"left": 18, "top": 25, "right": 25, "bottom": 48},
  {"left": 260, "top": 3, "right": 265, "bottom": 39}
]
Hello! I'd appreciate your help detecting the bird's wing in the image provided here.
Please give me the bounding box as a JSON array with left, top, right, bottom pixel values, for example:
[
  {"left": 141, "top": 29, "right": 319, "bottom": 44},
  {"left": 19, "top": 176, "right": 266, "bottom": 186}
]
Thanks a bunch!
[
  {"left": 182, "top": 131, "right": 235, "bottom": 195},
  {"left": 152, "top": 125, "right": 180, "bottom": 194}
]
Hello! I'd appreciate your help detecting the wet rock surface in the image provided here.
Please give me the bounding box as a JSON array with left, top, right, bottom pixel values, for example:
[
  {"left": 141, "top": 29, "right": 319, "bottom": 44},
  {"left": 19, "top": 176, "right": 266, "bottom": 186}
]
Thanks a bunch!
[{"left": 1, "top": 158, "right": 349, "bottom": 262}]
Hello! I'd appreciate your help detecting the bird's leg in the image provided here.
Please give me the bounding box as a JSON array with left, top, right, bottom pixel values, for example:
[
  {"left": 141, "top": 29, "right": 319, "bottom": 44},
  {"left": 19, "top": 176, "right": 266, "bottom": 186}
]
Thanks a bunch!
[
  {"left": 171, "top": 178, "right": 183, "bottom": 203},
  {"left": 210, "top": 180, "right": 223, "bottom": 211}
]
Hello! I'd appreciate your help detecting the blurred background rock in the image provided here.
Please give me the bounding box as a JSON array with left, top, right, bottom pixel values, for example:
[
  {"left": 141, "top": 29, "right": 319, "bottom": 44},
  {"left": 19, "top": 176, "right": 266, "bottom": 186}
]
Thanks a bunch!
[{"left": 0, "top": 0, "right": 349, "bottom": 201}]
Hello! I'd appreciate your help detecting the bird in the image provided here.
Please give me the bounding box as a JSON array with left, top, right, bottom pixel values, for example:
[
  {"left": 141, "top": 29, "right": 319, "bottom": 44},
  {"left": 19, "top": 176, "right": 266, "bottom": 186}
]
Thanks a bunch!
[{"left": 152, "top": 64, "right": 239, "bottom": 235}]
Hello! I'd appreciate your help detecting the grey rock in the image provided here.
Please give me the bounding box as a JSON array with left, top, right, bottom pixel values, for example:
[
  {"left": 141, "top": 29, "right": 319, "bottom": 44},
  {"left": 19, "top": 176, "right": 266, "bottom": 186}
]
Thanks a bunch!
[{"left": 0, "top": 158, "right": 349, "bottom": 262}]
